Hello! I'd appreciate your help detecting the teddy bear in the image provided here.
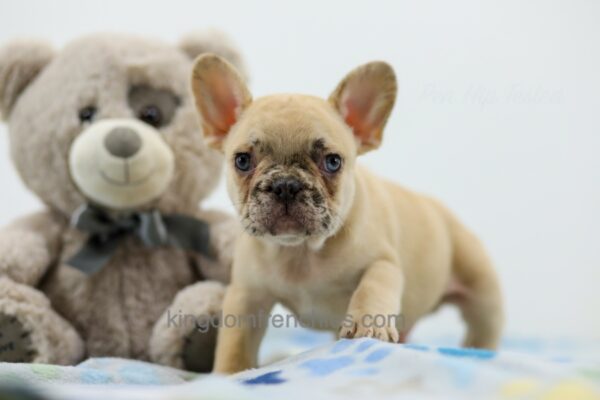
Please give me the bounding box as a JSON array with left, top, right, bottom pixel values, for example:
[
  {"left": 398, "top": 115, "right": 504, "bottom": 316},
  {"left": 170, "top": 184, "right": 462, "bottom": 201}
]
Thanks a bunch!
[{"left": 0, "top": 31, "right": 244, "bottom": 372}]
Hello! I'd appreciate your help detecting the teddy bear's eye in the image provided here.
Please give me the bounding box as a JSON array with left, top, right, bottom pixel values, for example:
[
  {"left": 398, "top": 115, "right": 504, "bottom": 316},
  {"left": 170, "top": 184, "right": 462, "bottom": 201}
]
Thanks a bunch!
[
  {"left": 129, "top": 86, "right": 178, "bottom": 129},
  {"left": 78, "top": 106, "right": 97, "bottom": 123},
  {"left": 138, "top": 105, "right": 163, "bottom": 128}
]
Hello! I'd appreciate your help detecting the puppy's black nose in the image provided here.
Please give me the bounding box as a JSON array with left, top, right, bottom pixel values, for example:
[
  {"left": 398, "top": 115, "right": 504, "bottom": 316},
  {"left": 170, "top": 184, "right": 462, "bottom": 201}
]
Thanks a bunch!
[
  {"left": 271, "top": 177, "right": 304, "bottom": 203},
  {"left": 104, "top": 127, "right": 142, "bottom": 158}
]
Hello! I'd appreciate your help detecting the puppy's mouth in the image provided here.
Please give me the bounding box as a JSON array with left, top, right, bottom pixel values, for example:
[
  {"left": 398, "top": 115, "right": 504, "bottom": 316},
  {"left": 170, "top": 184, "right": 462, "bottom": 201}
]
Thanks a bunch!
[
  {"left": 245, "top": 198, "right": 326, "bottom": 239},
  {"left": 268, "top": 209, "right": 305, "bottom": 236},
  {"left": 242, "top": 172, "right": 337, "bottom": 243}
]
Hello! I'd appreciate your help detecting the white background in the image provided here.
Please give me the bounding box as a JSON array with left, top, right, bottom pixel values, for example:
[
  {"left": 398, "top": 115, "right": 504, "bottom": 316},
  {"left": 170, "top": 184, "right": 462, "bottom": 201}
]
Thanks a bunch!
[{"left": 0, "top": 0, "right": 598, "bottom": 341}]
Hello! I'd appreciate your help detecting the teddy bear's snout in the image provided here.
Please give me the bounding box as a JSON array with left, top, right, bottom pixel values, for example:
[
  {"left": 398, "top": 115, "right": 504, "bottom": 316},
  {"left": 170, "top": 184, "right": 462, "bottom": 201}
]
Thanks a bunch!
[
  {"left": 104, "top": 127, "right": 142, "bottom": 159},
  {"left": 69, "top": 118, "right": 175, "bottom": 210}
]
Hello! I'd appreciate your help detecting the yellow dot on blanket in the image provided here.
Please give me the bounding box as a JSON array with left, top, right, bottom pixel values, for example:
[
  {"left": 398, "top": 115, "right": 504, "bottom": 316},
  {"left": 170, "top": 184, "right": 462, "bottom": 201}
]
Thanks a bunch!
[
  {"left": 501, "top": 378, "right": 540, "bottom": 397},
  {"left": 542, "top": 380, "right": 599, "bottom": 400}
]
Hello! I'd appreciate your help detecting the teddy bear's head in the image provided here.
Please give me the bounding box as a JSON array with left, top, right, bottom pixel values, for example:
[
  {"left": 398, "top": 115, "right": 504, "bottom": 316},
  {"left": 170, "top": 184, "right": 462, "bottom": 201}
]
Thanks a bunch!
[{"left": 0, "top": 32, "right": 246, "bottom": 215}]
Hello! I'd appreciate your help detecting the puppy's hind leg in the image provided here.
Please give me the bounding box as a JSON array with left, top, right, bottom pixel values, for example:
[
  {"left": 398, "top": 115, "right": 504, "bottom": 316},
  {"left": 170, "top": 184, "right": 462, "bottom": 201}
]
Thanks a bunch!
[{"left": 447, "top": 215, "right": 504, "bottom": 350}]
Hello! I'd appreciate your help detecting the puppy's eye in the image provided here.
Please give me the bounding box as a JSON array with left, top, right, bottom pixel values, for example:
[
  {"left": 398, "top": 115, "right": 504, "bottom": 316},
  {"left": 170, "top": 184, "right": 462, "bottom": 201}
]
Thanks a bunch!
[
  {"left": 78, "top": 106, "right": 96, "bottom": 123},
  {"left": 138, "top": 105, "right": 163, "bottom": 127},
  {"left": 323, "top": 154, "right": 342, "bottom": 173},
  {"left": 234, "top": 153, "right": 253, "bottom": 172}
]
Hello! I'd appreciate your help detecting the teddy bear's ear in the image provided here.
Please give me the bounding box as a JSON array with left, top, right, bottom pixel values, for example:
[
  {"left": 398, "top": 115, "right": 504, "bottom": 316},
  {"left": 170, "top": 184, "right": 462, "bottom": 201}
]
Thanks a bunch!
[
  {"left": 179, "top": 30, "right": 248, "bottom": 82},
  {"left": 0, "top": 39, "right": 54, "bottom": 120}
]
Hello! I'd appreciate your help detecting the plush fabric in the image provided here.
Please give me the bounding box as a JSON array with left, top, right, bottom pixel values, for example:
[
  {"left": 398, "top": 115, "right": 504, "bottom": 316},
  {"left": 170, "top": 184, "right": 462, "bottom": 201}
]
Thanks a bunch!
[{"left": 0, "top": 32, "right": 244, "bottom": 370}]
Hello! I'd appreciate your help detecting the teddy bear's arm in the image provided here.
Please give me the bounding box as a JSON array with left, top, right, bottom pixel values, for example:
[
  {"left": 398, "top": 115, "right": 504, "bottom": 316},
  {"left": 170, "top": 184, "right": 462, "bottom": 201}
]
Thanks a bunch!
[
  {"left": 189, "top": 209, "right": 238, "bottom": 284},
  {"left": 0, "top": 210, "right": 66, "bottom": 286}
]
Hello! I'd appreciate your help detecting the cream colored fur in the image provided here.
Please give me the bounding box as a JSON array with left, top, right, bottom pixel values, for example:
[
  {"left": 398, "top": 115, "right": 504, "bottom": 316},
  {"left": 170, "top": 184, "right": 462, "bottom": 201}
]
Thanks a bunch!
[{"left": 191, "top": 55, "right": 504, "bottom": 374}]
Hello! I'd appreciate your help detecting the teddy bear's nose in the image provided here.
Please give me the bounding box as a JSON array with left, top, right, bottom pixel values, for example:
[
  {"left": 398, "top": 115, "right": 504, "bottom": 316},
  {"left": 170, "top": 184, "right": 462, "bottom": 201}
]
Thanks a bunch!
[{"left": 104, "top": 127, "right": 142, "bottom": 159}]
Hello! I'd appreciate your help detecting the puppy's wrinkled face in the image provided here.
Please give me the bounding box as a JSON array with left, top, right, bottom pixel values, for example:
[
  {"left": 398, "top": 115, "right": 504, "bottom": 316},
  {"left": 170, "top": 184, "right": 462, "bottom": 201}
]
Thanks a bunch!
[
  {"left": 191, "top": 55, "right": 396, "bottom": 247},
  {"left": 225, "top": 96, "right": 358, "bottom": 246}
]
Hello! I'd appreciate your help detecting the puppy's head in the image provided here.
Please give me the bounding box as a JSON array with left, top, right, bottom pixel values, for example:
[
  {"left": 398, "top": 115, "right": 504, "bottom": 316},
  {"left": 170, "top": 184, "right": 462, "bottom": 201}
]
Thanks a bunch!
[{"left": 191, "top": 55, "right": 396, "bottom": 247}]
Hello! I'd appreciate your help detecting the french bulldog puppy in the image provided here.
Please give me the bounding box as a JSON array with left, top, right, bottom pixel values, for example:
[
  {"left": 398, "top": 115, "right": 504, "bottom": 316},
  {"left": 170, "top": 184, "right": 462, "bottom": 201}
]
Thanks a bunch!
[{"left": 191, "top": 55, "right": 504, "bottom": 374}]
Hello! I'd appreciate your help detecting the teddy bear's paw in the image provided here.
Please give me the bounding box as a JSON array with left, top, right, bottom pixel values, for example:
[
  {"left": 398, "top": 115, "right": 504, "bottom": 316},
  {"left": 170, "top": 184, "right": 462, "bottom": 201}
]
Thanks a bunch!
[
  {"left": 0, "top": 230, "right": 50, "bottom": 285},
  {"left": 0, "top": 279, "right": 84, "bottom": 365},
  {"left": 181, "top": 323, "right": 218, "bottom": 373},
  {"left": 0, "top": 312, "right": 37, "bottom": 363},
  {"left": 150, "top": 281, "right": 225, "bottom": 371}
]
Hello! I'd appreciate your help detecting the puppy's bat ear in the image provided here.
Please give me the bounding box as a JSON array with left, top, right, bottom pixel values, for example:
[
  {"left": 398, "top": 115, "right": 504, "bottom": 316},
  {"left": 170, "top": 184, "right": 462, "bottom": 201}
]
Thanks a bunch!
[
  {"left": 329, "top": 61, "right": 397, "bottom": 154},
  {"left": 191, "top": 54, "right": 251, "bottom": 151}
]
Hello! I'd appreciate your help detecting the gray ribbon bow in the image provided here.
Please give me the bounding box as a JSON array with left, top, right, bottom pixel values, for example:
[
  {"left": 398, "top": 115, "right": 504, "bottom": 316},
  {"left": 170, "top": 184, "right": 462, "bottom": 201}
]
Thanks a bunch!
[{"left": 67, "top": 204, "right": 213, "bottom": 275}]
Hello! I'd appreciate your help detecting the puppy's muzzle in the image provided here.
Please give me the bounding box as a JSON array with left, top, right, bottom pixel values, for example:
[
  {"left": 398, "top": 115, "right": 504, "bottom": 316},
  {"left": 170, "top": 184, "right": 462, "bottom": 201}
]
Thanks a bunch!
[{"left": 270, "top": 177, "right": 304, "bottom": 204}]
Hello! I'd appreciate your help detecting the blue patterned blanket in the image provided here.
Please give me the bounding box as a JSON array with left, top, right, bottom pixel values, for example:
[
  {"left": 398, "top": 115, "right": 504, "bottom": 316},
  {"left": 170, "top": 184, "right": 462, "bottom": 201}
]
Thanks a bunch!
[{"left": 1, "top": 329, "right": 599, "bottom": 399}]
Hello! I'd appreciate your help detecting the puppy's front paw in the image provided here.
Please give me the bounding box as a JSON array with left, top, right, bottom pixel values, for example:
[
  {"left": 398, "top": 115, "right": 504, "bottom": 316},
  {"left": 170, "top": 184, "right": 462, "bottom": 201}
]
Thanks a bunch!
[{"left": 339, "top": 314, "right": 400, "bottom": 343}]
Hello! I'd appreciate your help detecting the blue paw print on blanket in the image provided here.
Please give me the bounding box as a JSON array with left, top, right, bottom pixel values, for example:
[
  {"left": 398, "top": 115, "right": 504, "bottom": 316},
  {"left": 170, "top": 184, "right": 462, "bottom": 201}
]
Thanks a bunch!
[
  {"left": 299, "top": 339, "right": 392, "bottom": 377},
  {"left": 242, "top": 339, "right": 499, "bottom": 386},
  {"left": 243, "top": 370, "right": 286, "bottom": 385},
  {"left": 77, "top": 358, "right": 162, "bottom": 385},
  {"left": 435, "top": 347, "right": 496, "bottom": 388},
  {"left": 300, "top": 355, "right": 355, "bottom": 376},
  {"left": 437, "top": 347, "right": 495, "bottom": 360},
  {"left": 78, "top": 368, "right": 113, "bottom": 384},
  {"left": 241, "top": 339, "right": 393, "bottom": 385}
]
